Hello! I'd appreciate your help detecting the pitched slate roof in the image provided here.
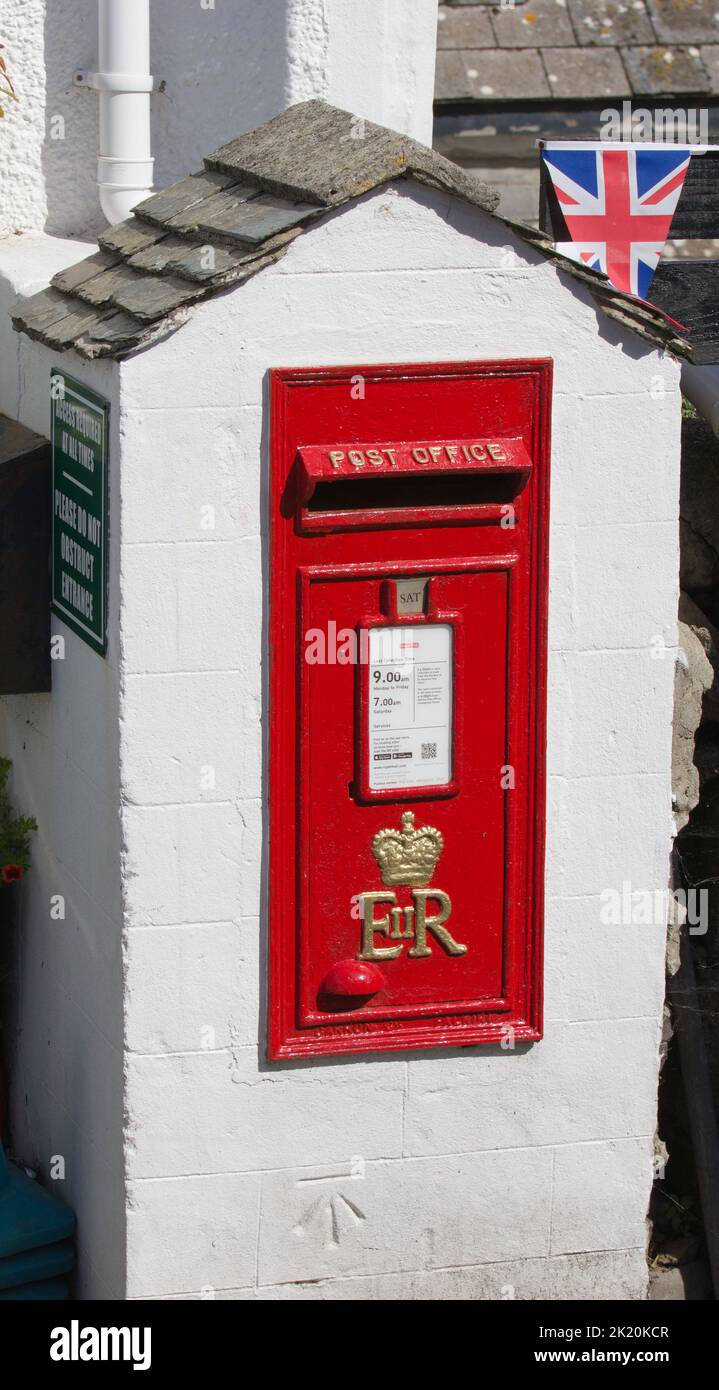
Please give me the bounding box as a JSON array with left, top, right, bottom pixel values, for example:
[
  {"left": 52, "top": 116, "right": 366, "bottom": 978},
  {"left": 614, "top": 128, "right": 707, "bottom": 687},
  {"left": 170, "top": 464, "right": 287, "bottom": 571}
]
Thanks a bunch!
[
  {"left": 12, "top": 100, "right": 693, "bottom": 362},
  {"left": 437, "top": 0, "right": 719, "bottom": 101}
]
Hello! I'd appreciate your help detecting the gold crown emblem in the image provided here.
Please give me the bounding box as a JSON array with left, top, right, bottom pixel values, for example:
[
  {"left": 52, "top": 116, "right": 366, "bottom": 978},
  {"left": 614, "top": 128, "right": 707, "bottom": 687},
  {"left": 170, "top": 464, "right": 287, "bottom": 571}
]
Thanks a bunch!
[{"left": 371, "top": 811, "right": 443, "bottom": 888}]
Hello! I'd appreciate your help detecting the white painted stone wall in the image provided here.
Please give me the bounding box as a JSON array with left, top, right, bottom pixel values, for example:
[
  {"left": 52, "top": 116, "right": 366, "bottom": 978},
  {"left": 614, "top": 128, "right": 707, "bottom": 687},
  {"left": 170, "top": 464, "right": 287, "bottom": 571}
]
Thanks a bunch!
[
  {"left": 0, "top": 330, "right": 125, "bottom": 1299},
  {"left": 0, "top": 0, "right": 437, "bottom": 238},
  {"left": 110, "top": 183, "right": 681, "bottom": 1300}
]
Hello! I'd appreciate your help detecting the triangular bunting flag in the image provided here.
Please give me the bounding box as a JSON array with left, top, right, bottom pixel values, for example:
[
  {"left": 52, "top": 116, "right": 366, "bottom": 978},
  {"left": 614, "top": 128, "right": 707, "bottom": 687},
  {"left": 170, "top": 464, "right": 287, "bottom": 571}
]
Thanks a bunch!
[{"left": 542, "top": 143, "right": 692, "bottom": 299}]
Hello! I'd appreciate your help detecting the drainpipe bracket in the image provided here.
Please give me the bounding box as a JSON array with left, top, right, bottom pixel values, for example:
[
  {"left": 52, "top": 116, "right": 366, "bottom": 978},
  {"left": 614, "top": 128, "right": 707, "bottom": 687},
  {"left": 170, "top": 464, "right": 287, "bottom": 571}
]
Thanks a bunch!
[
  {"left": 97, "top": 155, "right": 155, "bottom": 186},
  {"left": 73, "top": 70, "right": 159, "bottom": 94}
]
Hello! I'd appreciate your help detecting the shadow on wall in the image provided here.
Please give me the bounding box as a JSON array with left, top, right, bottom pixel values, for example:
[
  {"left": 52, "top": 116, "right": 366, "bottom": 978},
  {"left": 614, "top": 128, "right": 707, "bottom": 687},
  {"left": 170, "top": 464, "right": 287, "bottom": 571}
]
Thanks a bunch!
[{"left": 41, "top": 0, "right": 291, "bottom": 239}]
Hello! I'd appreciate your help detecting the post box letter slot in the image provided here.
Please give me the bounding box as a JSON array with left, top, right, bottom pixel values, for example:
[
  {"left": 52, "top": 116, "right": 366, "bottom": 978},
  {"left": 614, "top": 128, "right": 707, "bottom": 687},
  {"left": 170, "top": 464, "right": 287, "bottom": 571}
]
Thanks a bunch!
[{"left": 290, "top": 436, "right": 532, "bottom": 532}]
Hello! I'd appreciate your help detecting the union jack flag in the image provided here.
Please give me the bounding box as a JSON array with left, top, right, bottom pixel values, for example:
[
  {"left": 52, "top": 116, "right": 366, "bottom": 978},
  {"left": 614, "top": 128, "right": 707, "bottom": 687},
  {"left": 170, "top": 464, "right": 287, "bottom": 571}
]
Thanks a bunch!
[{"left": 542, "top": 143, "right": 692, "bottom": 299}]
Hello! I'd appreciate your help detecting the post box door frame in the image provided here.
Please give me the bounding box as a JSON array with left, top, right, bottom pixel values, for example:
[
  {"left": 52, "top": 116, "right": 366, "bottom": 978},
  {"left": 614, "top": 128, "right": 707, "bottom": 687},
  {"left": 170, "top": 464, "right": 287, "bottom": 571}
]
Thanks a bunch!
[{"left": 268, "top": 358, "right": 552, "bottom": 1061}]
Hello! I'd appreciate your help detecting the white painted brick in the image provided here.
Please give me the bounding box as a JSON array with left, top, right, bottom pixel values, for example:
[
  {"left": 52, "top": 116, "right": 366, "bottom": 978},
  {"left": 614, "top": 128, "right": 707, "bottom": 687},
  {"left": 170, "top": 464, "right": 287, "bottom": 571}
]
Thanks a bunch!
[
  {"left": 120, "top": 317, "right": 247, "bottom": 410},
  {"left": 548, "top": 649, "right": 674, "bottom": 780},
  {"left": 551, "top": 390, "right": 680, "bottom": 530},
  {"left": 276, "top": 183, "right": 524, "bottom": 275},
  {"left": 123, "top": 673, "right": 259, "bottom": 805},
  {"left": 235, "top": 798, "right": 263, "bottom": 914},
  {"left": 551, "top": 1138, "right": 654, "bottom": 1255},
  {"left": 177, "top": 258, "right": 669, "bottom": 418},
  {"left": 121, "top": 540, "right": 262, "bottom": 678},
  {"left": 126, "top": 1050, "right": 405, "bottom": 1177},
  {"left": 403, "top": 1018, "right": 661, "bottom": 1156},
  {"left": 127, "top": 1174, "right": 260, "bottom": 1298},
  {"left": 120, "top": 543, "right": 180, "bottom": 675},
  {"left": 125, "top": 920, "right": 259, "bottom": 1053},
  {"left": 573, "top": 521, "right": 678, "bottom": 652},
  {"left": 172, "top": 1247, "right": 646, "bottom": 1300},
  {"left": 257, "top": 1147, "right": 553, "bottom": 1285},
  {"left": 546, "top": 649, "right": 574, "bottom": 779},
  {"left": 544, "top": 895, "right": 667, "bottom": 1024},
  {"left": 121, "top": 407, "right": 263, "bottom": 545},
  {"left": 122, "top": 802, "right": 245, "bottom": 926},
  {"left": 176, "top": 540, "right": 262, "bottom": 675},
  {"left": 547, "top": 525, "right": 577, "bottom": 654},
  {"left": 546, "top": 772, "right": 674, "bottom": 900},
  {"left": 228, "top": 268, "right": 622, "bottom": 409}
]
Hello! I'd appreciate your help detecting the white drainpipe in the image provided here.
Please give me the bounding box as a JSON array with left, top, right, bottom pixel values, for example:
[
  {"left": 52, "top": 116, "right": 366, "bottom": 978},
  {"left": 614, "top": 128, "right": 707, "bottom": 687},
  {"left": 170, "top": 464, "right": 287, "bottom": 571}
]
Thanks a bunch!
[{"left": 77, "top": 0, "right": 155, "bottom": 224}]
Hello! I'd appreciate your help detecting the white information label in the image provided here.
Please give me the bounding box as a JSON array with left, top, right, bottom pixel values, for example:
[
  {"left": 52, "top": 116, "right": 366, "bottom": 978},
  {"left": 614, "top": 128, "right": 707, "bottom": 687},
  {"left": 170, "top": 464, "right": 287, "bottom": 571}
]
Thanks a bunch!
[{"left": 368, "top": 624, "right": 453, "bottom": 790}]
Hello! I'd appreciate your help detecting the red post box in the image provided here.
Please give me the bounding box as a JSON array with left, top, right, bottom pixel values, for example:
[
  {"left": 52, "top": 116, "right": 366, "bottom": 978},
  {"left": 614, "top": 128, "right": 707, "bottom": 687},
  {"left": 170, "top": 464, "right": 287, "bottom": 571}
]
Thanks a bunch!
[{"left": 268, "top": 360, "right": 551, "bottom": 1060}]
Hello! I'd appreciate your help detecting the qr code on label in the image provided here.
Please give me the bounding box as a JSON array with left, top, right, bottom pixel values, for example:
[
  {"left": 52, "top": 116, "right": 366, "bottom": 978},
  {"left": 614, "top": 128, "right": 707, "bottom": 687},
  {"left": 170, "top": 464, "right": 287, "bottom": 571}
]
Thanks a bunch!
[{"left": 421, "top": 742, "right": 437, "bottom": 760}]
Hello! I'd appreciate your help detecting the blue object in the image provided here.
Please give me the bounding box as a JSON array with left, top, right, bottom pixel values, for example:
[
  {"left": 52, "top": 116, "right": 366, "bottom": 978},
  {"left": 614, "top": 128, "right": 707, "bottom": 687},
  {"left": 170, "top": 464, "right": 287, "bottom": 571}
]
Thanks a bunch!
[
  {"left": 0, "top": 1142, "right": 75, "bottom": 1258},
  {"left": 0, "top": 1278, "right": 70, "bottom": 1299},
  {"left": 0, "top": 1237, "right": 75, "bottom": 1290},
  {"left": 0, "top": 1141, "right": 75, "bottom": 1298}
]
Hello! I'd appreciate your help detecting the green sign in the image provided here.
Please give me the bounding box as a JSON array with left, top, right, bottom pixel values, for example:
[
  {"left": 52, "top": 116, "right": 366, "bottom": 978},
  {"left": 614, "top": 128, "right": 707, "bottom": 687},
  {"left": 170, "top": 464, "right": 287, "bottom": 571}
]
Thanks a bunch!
[{"left": 51, "top": 369, "right": 109, "bottom": 656}]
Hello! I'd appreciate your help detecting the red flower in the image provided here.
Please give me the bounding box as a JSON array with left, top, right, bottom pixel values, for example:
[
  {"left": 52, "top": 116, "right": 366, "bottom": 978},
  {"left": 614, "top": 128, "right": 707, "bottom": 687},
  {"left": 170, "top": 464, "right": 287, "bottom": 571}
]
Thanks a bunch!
[{"left": 1, "top": 864, "right": 23, "bottom": 884}]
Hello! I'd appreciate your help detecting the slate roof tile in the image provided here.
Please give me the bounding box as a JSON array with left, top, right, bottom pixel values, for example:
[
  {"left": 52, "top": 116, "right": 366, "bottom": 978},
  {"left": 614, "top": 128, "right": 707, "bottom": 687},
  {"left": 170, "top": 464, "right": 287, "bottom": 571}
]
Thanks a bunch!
[
  {"left": 435, "top": 0, "right": 719, "bottom": 99},
  {"left": 125, "top": 228, "right": 300, "bottom": 283},
  {"left": 542, "top": 43, "right": 632, "bottom": 93},
  {"left": 435, "top": 49, "right": 472, "bottom": 95},
  {"left": 645, "top": 0, "right": 719, "bottom": 44},
  {"left": 437, "top": 5, "right": 495, "bottom": 48},
  {"left": 10, "top": 100, "right": 693, "bottom": 363},
  {"left": 203, "top": 100, "right": 500, "bottom": 211},
  {"left": 16, "top": 290, "right": 79, "bottom": 338},
  {"left": 37, "top": 302, "right": 117, "bottom": 350},
  {"left": 97, "top": 220, "right": 167, "bottom": 257},
  {"left": 78, "top": 310, "right": 168, "bottom": 355},
  {"left": 156, "top": 186, "right": 254, "bottom": 234},
  {"left": 51, "top": 251, "right": 120, "bottom": 294},
  {"left": 125, "top": 234, "right": 210, "bottom": 275},
  {"left": 490, "top": 0, "right": 577, "bottom": 49},
  {"left": 72, "top": 262, "right": 146, "bottom": 308},
  {"left": 188, "top": 190, "right": 322, "bottom": 244},
  {"left": 622, "top": 42, "right": 712, "bottom": 90},
  {"left": 132, "top": 170, "right": 238, "bottom": 225},
  {"left": 566, "top": 0, "right": 656, "bottom": 46},
  {"left": 437, "top": 46, "right": 553, "bottom": 98},
  {"left": 700, "top": 41, "right": 719, "bottom": 90},
  {"left": 109, "top": 274, "right": 205, "bottom": 322}
]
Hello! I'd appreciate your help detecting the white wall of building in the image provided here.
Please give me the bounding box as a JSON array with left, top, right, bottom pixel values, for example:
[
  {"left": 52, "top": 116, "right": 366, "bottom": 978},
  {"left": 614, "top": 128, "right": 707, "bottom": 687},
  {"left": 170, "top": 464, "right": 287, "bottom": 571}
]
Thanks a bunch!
[
  {"left": 112, "top": 182, "right": 681, "bottom": 1299},
  {"left": 0, "top": 332, "right": 125, "bottom": 1299},
  {"left": 0, "top": 0, "right": 437, "bottom": 239}
]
